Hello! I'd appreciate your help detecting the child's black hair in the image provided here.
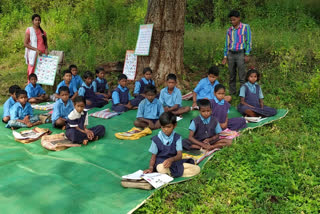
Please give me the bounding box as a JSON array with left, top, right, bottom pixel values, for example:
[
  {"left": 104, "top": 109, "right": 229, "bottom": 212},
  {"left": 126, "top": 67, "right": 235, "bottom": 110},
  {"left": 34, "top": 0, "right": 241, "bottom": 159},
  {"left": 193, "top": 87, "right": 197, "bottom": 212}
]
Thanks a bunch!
[
  {"left": 167, "top": 73, "right": 177, "bottom": 81},
  {"left": 159, "top": 112, "right": 177, "bottom": 126},
  {"left": 31, "top": 14, "right": 47, "bottom": 48},
  {"left": 73, "top": 96, "right": 86, "bottom": 105},
  {"left": 83, "top": 71, "right": 94, "bottom": 79},
  {"left": 143, "top": 67, "right": 152, "bottom": 74},
  {"left": 63, "top": 69, "right": 72, "bottom": 76},
  {"left": 29, "top": 73, "right": 37, "bottom": 80},
  {"left": 208, "top": 66, "right": 219, "bottom": 76},
  {"left": 118, "top": 74, "right": 127, "bottom": 81},
  {"left": 245, "top": 69, "right": 260, "bottom": 82},
  {"left": 144, "top": 84, "right": 157, "bottom": 95},
  {"left": 228, "top": 10, "right": 240, "bottom": 18},
  {"left": 197, "top": 99, "right": 211, "bottom": 110},
  {"left": 15, "top": 89, "right": 27, "bottom": 98},
  {"left": 214, "top": 84, "right": 226, "bottom": 93},
  {"left": 69, "top": 64, "right": 77, "bottom": 70},
  {"left": 9, "top": 85, "right": 21, "bottom": 94},
  {"left": 58, "top": 86, "right": 70, "bottom": 94},
  {"left": 95, "top": 67, "right": 104, "bottom": 75}
]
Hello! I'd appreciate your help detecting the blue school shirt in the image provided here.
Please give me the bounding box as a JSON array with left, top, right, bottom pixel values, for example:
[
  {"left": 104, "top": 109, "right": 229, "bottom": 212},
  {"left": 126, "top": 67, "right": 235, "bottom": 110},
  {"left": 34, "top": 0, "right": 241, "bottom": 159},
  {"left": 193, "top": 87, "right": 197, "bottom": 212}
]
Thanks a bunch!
[
  {"left": 189, "top": 115, "right": 222, "bottom": 134},
  {"left": 25, "top": 83, "right": 46, "bottom": 98},
  {"left": 136, "top": 98, "right": 164, "bottom": 119},
  {"left": 159, "top": 87, "right": 182, "bottom": 107},
  {"left": 239, "top": 82, "right": 264, "bottom": 99},
  {"left": 133, "top": 78, "right": 155, "bottom": 94},
  {"left": 149, "top": 130, "right": 182, "bottom": 154},
  {"left": 51, "top": 98, "right": 74, "bottom": 124},
  {"left": 56, "top": 80, "right": 78, "bottom": 97},
  {"left": 2, "top": 97, "right": 15, "bottom": 118},
  {"left": 71, "top": 75, "right": 84, "bottom": 89},
  {"left": 10, "top": 102, "right": 33, "bottom": 120},
  {"left": 212, "top": 96, "right": 229, "bottom": 113},
  {"left": 78, "top": 83, "right": 93, "bottom": 96},
  {"left": 92, "top": 77, "right": 109, "bottom": 92},
  {"left": 193, "top": 77, "right": 219, "bottom": 100},
  {"left": 112, "top": 85, "right": 131, "bottom": 105}
]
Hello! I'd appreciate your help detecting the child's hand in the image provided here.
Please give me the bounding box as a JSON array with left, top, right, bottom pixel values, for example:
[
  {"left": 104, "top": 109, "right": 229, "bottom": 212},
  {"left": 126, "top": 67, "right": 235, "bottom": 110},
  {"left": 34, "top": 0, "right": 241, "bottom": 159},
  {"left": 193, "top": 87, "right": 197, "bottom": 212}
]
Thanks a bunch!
[
  {"left": 85, "top": 129, "right": 94, "bottom": 140},
  {"left": 192, "top": 102, "right": 198, "bottom": 108},
  {"left": 163, "top": 159, "right": 173, "bottom": 168},
  {"left": 143, "top": 168, "right": 153, "bottom": 174},
  {"left": 203, "top": 138, "right": 211, "bottom": 144},
  {"left": 222, "top": 57, "right": 227, "bottom": 65},
  {"left": 86, "top": 100, "right": 92, "bottom": 106},
  {"left": 202, "top": 144, "right": 211, "bottom": 150},
  {"left": 26, "top": 122, "right": 33, "bottom": 128},
  {"left": 164, "top": 107, "right": 169, "bottom": 112}
]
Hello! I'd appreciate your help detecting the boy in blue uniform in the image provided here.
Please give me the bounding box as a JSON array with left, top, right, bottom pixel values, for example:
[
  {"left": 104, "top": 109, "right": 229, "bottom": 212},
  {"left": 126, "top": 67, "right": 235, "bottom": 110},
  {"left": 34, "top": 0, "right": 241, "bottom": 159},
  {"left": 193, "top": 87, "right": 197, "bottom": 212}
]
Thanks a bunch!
[
  {"left": 55, "top": 70, "right": 78, "bottom": 101},
  {"left": 183, "top": 99, "right": 232, "bottom": 151},
  {"left": 134, "top": 85, "right": 164, "bottom": 130},
  {"left": 25, "top": 73, "right": 49, "bottom": 104},
  {"left": 111, "top": 74, "right": 135, "bottom": 112},
  {"left": 159, "top": 73, "right": 190, "bottom": 116},
  {"left": 2, "top": 85, "right": 21, "bottom": 123},
  {"left": 70, "top": 64, "right": 84, "bottom": 89},
  {"left": 192, "top": 66, "right": 231, "bottom": 108},
  {"left": 6, "top": 90, "right": 41, "bottom": 129},
  {"left": 143, "top": 112, "right": 200, "bottom": 178},
  {"left": 52, "top": 86, "right": 74, "bottom": 129},
  {"left": 92, "top": 67, "right": 111, "bottom": 99}
]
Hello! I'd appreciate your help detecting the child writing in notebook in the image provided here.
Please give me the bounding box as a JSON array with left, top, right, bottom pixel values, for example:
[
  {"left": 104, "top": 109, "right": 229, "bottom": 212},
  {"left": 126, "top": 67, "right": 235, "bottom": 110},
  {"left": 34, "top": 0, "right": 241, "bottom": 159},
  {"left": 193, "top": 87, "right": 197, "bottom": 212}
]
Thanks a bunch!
[
  {"left": 25, "top": 73, "right": 49, "bottom": 104},
  {"left": 2, "top": 85, "right": 21, "bottom": 123},
  {"left": 237, "top": 69, "right": 277, "bottom": 117},
  {"left": 92, "top": 67, "right": 111, "bottom": 99},
  {"left": 144, "top": 112, "right": 200, "bottom": 178},
  {"left": 65, "top": 96, "right": 105, "bottom": 145}
]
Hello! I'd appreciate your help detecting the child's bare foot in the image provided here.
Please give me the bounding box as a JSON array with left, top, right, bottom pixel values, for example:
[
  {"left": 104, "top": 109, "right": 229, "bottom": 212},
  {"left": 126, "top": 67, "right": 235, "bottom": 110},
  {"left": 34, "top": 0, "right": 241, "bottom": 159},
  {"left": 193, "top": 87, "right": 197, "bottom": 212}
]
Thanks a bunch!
[
  {"left": 93, "top": 136, "right": 99, "bottom": 141},
  {"left": 83, "top": 139, "right": 89, "bottom": 145}
]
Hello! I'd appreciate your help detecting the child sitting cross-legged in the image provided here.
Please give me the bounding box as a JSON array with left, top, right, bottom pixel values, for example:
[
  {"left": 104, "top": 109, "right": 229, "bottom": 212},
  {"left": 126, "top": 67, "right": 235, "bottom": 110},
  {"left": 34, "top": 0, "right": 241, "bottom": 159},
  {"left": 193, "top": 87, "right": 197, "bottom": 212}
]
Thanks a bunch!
[
  {"left": 51, "top": 86, "right": 74, "bottom": 129},
  {"left": 2, "top": 85, "right": 21, "bottom": 123},
  {"left": 143, "top": 112, "right": 200, "bottom": 178},
  {"left": 65, "top": 96, "right": 105, "bottom": 145},
  {"left": 78, "top": 71, "right": 108, "bottom": 109},
  {"left": 134, "top": 85, "right": 164, "bottom": 130},
  {"left": 182, "top": 99, "right": 232, "bottom": 151},
  {"left": 6, "top": 89, "right": 41, "bottom": 129},
  {"left": 111, "top": 74, "right": 135, "bottom": 112},
  {"left": 25, "top": 73, "right": 49, "bottom": 104},
  {"left": 159, "top": 73, "right": 190, "bottom": 116},
  {"left": 92, "top": 67, "right": 111, "bottom": 99}
]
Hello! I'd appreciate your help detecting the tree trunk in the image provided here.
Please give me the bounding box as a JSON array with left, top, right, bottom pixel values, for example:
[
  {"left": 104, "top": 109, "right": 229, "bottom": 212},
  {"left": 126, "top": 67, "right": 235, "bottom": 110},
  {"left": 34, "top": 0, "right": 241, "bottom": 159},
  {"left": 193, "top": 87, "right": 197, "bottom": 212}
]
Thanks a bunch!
[{"left": 136, "top": 0, "right": 186, "bottom": 87}]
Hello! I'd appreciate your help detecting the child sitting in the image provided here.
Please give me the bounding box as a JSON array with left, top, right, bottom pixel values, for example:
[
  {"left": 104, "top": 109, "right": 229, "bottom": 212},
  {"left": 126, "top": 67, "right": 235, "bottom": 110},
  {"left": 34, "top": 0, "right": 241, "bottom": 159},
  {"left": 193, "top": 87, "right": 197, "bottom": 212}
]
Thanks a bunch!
[
  {"left": 2, "top": 85, "right": 21, "bottom": 123},
  {"left": 130, "top": 67, "right": 156, "bottom": 107},
  {"left": 78, "top": 71, "right": 108, "bottom": 109},
  {"left": 159, "top": 73, "right": 190, "bottom": 116},
  {"left": 70, "top": 64, "right": 83, "bottom": 90},
  {"left": 134, "top": 85, "right": 164, "bottom": 130},
  {"left": 182, "top": 99, "right": 232, "bottom": 151},
  {"left": 210, "top": 84, "right": 247, "bottom": 130},
  {"left": 111, "top": 74, "right": 135, "bottom": 112},
  {"left": 192, "top": 66, "right": 231, "bottom": 108},
  {"left": 65, "top": 96, "right": 105, "bottom": 145},
  {"left": 52, "top": 86, "right": 74, "bottom": 129},
  {"left": 144, "top": 112, "right": 200, "bottom": 178},
  {"left": 237, "top": 69, "right": 277, "bottom": 117},
  {"left": 92, "top": 67, "right": 111, "bottom": 99},
  {"left": 55, "top": 70, "right": 78, "bottom": 101},
  {"left": 25, "top": 73, "right": 49, "bottom": 104},
  {"left": 6, "top": 89, "right": 41, "bottom": 129}
]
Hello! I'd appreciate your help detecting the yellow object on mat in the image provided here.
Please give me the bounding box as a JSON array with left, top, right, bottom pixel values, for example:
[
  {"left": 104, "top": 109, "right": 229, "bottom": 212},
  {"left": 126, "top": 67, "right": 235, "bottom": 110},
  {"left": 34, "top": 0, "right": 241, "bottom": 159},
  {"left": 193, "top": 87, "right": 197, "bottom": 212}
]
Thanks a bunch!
[{"left": 115, "top": 127, "right": 152, "bottom": 140}]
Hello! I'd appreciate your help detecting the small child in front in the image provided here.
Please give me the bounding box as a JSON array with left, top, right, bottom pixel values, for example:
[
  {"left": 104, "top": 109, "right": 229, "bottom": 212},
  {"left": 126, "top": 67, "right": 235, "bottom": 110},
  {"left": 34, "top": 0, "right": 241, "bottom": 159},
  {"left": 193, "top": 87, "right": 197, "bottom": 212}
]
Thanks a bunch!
[
  {"left": 237, "top": 69, "right": 277, "bottom": 117},
  {"left": 2, "top": 85, "right": 21, "bottom": 123},
  {"left": 111, "top": 74, "right": 135, "bottom": 112},
  {"left": 25, "top": 73, "right": 49, "bottom": 104},
  {"left": 78, "top": 71, "right": 108, "bottom": 108},
  {"left": 182, "top": 99, "right": 232, "bottom": 151},
  {"left": 144, "top": 112, "right": 200, "bottom": 178},
  {"left": 192, "top": 66, "right": 231, "bottom": 108},
  {"left": 92, "top": 67, "right": 111, "bottom": 99},
  {"left": 134, "top": 85, "right": 164, "bottom": 130},
  {"left": 70, "top": 64, "right": 84, "bottom": 90},
  {"left": 210, "top": 84, "right": 247, "bottom": 130},
  {"left": 55, "top": 70, "right": 78, "bottom": 101},
  {"left": 51, "top": 86, "right": 74, "bottom": 129},
  {"left": 159, "top": 73, "right": 190, "bottom": 116},
  {"left": 6, "top": 89, "right": 41, "bottom": 129},
  {"left": 65, "top": 96, "right": 105, "bottom": 145}
]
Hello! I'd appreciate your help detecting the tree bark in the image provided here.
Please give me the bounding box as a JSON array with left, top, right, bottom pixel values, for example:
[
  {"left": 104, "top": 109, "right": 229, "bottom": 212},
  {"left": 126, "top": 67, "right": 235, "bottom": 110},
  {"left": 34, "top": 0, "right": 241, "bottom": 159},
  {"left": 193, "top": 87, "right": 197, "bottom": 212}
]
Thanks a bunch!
[{"left": 136, "top": 0, "right": 186, "bottom": 87}]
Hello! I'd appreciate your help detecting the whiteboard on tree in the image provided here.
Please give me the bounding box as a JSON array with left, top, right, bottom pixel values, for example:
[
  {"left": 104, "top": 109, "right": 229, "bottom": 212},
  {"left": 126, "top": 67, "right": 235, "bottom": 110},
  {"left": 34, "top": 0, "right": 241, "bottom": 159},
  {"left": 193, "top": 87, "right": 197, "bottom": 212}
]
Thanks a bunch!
[
  {"left": 34, "top": 55, "right": 59, "bottom": 86},
  {"left": 134, "top": 24, "right": 154, "bottom": 56},
  {"left": 123, "top": 50, "right": 138, "bottom": 80}
]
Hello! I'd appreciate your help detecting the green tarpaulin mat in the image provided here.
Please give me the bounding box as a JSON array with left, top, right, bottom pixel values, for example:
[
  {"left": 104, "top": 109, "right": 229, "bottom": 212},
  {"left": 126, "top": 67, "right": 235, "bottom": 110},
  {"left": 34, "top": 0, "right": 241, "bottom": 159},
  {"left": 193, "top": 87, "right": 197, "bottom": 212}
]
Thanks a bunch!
[{"left": 0, "top": 101, "right": 287, "bottom": 213}]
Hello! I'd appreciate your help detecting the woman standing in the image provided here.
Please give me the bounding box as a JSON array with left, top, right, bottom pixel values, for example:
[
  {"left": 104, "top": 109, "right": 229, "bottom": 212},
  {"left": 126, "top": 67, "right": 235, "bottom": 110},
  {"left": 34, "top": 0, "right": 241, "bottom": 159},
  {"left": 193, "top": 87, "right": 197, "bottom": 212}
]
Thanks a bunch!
[{"left": 24, "top": 14, "right": 48, "bottom": 80}]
